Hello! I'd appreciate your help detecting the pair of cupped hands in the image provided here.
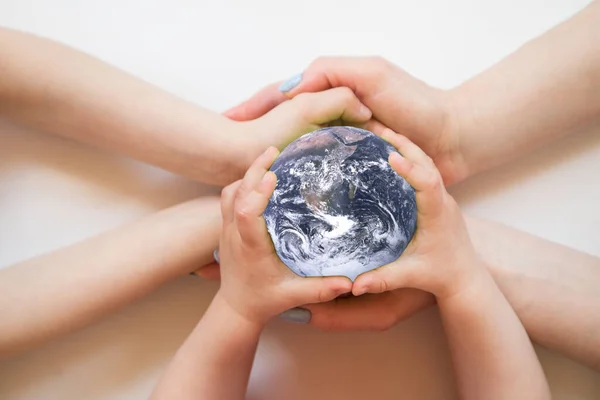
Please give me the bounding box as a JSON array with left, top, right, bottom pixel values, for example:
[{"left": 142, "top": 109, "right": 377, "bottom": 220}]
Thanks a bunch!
[{"left": 198, "top": 56, "right": 483, "bottom": 330}]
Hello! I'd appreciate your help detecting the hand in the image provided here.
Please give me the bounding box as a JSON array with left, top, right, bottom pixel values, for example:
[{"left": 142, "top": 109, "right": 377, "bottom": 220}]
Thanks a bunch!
[
  {"left": 352, "top": 130, "right": 484, "bottom": 300},
  {"left": 194, "top": 265, "right": 436, "bottom": 331},
  {"left": 279, "top": 288, "right": 435, "bottom": 330},
  {"left": 224, "top": 56, "right": 467, "bottom": 186},
  {"left": 217, "top": 146, "right": 352, "bottom": 325},
  {"left": 225, "top": 87, "right": 372, "bottom": 186}
]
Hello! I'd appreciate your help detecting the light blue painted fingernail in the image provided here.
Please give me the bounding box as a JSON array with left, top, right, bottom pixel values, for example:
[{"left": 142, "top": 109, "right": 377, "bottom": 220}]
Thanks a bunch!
[
  {"left": 278, "top": 73, "right": 303, "bottom": 93},
  {"left": 279, "top": 307, "right": 311, "bottom": 323},
  {"left": 213, "top": 248, "right": 219, "bottom": 264}
]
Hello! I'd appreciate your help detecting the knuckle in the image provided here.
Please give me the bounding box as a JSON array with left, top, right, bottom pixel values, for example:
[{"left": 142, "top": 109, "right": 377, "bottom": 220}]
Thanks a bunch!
[
  {"left": 222, "top": 182, "right": 238, "bottom": 200},
  {"left": 334, "top": 87, "right": 356, "bottom": 104},
  {"left": 423, "top": 172, "right": 441, "bottom": 191},
  {"left": 378, "top": 278, "right": 389, "bottom": 293},
  {"left": 234, "top": 202, "right": 252, "bottom": 222}
]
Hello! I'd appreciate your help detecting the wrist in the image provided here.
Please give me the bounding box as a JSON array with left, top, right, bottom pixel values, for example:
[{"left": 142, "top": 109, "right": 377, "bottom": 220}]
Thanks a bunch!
[
  {"left": 437, "top": 89, "right": 473, "bottom": 186},
  {"left": 437, "top": 265, "right": 495, "bottom": 305},
  {"left": 208, "top": 291, "right": 266, "bottom": 334}
]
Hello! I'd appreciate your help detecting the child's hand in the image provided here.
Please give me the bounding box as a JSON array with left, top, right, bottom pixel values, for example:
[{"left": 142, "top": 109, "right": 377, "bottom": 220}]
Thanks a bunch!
[
  {"left": 217, "top": 146, "right": 353, "bottom": 325},
  {"left": 229, "top": 88, "right": 372, "bottom": 182},
  {"left": 352, "top": 130, "right": 483, "bottom": 300}
]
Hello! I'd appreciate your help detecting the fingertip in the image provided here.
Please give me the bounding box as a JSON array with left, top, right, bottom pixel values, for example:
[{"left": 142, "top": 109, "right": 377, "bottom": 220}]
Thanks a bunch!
[
  {"left": 331, "top": 276, "right": 353, "bottom": 294},
  {"left": 222, "top": 107, "right": 242, "bottom": 120},
  {"left": 257, "top": 170, "right": 277, "bottom": 195},
  {"left": 356, "top": 103, "right": 372, "bottom": 121},
  {"left": 193, "top": 263, "right": 221, "bottom": 280},
  {"left": 388, "top": 151, "right": 412, "bottom": 177},
  {"left": 352, "top": 276, "right": 370, "bottom": 296}
]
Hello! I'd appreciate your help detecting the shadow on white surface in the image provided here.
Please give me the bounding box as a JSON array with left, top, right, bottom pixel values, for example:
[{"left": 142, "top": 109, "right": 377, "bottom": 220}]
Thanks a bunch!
[{"left": 1, "top": 113, "right": 600, "bottom": 400}]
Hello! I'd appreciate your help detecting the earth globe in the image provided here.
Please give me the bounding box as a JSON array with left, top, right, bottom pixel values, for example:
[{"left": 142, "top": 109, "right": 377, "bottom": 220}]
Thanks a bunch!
[{"left": 263, "top": 126, "right": 417, "bottom": 281}]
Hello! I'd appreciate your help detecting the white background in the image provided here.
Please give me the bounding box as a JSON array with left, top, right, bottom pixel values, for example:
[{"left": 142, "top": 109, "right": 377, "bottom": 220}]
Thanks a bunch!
[{"left": 1, "top": 0, "right": 600, "bottom": 399}]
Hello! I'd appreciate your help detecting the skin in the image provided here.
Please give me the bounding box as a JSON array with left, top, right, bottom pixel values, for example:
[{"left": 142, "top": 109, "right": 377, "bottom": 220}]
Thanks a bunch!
[
  {"left": 150, "top": 149, "right": 352, "bottom": 399},
  {"left": 353, "top": 131, "right": 550, "bottom": 399},
  {"left": 221, "top": 0, "right": 600, "bottom": 371},
  {"left": 0, "top": 198, "right": 220, "bottom": 358},
  {"left": 0, "top": 27, "right": 373, "bottom": 356},
  {"left": 0, "top": 26, "right": 372, "bottom": 187},
  {"left": 151, "top": 136, "right": 550, "bottom": 399}
]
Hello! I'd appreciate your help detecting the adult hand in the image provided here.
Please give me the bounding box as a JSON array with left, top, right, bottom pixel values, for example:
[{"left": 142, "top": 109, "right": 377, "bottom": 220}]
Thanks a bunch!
[
  {"left": 224, "top": 56, "right": 468, "bottom": 186},
  {"left": 195, "top": 263, "right": 436, "bottom": 331},
  {"left": 280, "top": 288, "right": 436, "bottom": 331},
  {"left": 225, "top": 87, "right": 372, "bottom": 185}
]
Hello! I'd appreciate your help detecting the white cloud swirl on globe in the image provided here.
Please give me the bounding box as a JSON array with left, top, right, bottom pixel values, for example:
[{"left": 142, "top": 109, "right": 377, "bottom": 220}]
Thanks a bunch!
[{"left": 263, "top": 126, "right": 417, "bottom": 281}]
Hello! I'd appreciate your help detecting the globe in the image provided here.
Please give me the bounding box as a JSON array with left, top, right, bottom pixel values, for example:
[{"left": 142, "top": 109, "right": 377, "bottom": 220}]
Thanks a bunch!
[{"left": 263, "top": 126, "right": 417, "bottom": 281}]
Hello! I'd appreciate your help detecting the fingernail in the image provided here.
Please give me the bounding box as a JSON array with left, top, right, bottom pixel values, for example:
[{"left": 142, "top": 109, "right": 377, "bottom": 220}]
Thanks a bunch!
[
  {"left": 213, "top": 248, "right": 220, "bottom": 264},
  {"left": 359, "top": 104, "right": 372, "bottom": 118},
  {"left": 278, "top": 73, "right": 303, "bottom": 93},
  {"left": 353, "top": 287, "right": 367, "bottom": 296},
  {"left": 278, "top": 307, "right": 311, "bottom": 324}
]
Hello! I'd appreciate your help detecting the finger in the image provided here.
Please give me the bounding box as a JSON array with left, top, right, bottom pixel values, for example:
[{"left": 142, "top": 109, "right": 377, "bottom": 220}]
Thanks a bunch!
[
  {"left": 237, "top": 146, "right": 280, "bottom": 199},
  {"left": 304, "top": 289, "right": 435, "bottom": 332},
  {"left": 223, "top": 81, "right": 286, "bottom": 121},
  {"left": 381, "top": 129, "right": 445, "bottom": 217},
  {"left": 289, "top": 87, "right": 372, "bottom": 125},
  {"left": 235, "top": 170, "right": 278, "bottom": 248},
  {"left": 223, "top": 56, "right": 388, "bottom": 122},
  {"left": 388, "top": 151, "right": 445, "bottom": 218},
  {"left": 381, "top": 129, "right": 432, "bottom": 168},
  {"left": 352, "top": 257, "right": 422, "bottom": 296},
  {"left": 283, "top": 56, "right": 389, "bottom": 98},
  {"left": 286, "top": 276, "right": 353, "bottom": 305},
  {"left": 361, "top": 119, "right": 389, "bottom": 136},
  {"left": 192, "top": 263, "right": 221, "bottom": 280},
  {"left": 220, "top": 180, "right": 243, "bottom": 225}
]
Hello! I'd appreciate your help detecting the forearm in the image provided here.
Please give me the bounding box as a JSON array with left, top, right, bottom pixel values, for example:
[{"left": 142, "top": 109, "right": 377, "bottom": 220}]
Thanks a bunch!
[
  {"left": 0, "top": 27, "right": 243, "bottom": 185},
  {"left": 449, "top": 1, "right": 600, "bottom": 178},
  {"left": 466, "top": 216, "right": 600, "bottom": 370},
  {"left": 150, "top": 293, "right": 262, "bottom": 400},
  {"left": 439, "top": 271, "right": 550, "bottom": 399},
  {"left": 0, "top": 197, "right": 220, "bottom": 357}
]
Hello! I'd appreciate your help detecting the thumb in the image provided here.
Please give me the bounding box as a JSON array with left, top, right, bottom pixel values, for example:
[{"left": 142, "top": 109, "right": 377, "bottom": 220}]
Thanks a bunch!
[
  {"left": 282, "top": 56, "right": 387, "bottom": 99},
  {"left": 287, "top": 276, "right": 352, "bottom": 305},
  {"left": 223, "top": 81, "right": 287, "bottom": 121},
  {"left": 352, "top": 259, "right": 418, "bottom": 296},
  {"left": 290, "top": 87, "right": 372, "bottom": 125}
]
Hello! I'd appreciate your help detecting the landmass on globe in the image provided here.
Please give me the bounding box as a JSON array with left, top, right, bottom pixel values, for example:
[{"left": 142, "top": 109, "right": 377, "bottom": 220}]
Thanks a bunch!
[{"left": 263, "top": 126, "right": 417, "bottom": 281}]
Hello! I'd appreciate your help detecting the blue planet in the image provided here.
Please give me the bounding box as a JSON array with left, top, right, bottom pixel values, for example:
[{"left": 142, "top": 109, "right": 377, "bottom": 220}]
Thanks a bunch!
[{"left": 263, "top": 126, "right": 417, "bottom": 281}]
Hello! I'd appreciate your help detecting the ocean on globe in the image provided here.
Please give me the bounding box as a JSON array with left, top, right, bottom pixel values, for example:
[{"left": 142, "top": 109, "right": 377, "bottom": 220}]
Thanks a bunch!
[{"left": 263, "top": 126, "right": 417, "bottom": 281}]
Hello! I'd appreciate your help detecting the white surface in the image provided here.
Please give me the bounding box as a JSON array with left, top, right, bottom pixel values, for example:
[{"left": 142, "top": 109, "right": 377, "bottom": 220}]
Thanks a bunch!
[{"left": 1, "top": 0, "right": 600, "bottom": 399}]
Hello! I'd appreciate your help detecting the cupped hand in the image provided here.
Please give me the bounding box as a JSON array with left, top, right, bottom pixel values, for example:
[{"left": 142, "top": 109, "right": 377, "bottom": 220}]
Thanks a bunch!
[
  {"left": 228, "top": 87, "right": 372, "bottom": 185},
  {"left": 217, "top": 146, "right": 352, "bottom": 325},
  {"left": 352, "top": 130, "right": 484, "bottom": 300},
  {"left": 225, "top": 56, "right": 468, "bottom": 186}
]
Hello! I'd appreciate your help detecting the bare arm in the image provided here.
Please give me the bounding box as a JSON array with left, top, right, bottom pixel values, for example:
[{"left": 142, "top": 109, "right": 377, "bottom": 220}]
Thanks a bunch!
[
  {"left": 351, "top": 132, "right": 549, "bottom": 398},
  {"left": 0, "top": 197, "right": 220, "bottom": 358},
  {"left": 465, "top": 216, "right": 600, "bottom": 371},
  {"left": 439, "top": 269, "right": 549, "bottom": 399},
  {"left": 0, "top": 27, "right": 371, "bottom": 186},
  {"left": 0, "top": 27, "right": 241, "bottom": 186},
  {"left": 150, "top": 294, "right": 262, "bottom": 400},
  {"left": 450, "top": 0, "right": 600, "bottom": 178},
  {"left": 150, "top": 149, "right": 351, "bottom": 399}
]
